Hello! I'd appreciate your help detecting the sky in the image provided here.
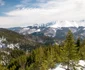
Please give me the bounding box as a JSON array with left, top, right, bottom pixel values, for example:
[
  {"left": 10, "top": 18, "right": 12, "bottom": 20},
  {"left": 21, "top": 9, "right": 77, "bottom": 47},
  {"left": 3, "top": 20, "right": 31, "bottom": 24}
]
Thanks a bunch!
[{"left": 0, "top": 0, "right": 85, "bottom": 28}]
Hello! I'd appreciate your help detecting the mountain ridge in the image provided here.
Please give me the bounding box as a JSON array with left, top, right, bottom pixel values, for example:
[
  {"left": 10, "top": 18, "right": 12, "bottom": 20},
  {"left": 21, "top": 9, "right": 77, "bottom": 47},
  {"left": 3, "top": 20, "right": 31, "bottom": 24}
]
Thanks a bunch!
[
  {"left": 8, "top": 20, "right": 85, "bottom": 29},
  {"left": 7, "top": 20, "right": 85, "bottom": 43}
]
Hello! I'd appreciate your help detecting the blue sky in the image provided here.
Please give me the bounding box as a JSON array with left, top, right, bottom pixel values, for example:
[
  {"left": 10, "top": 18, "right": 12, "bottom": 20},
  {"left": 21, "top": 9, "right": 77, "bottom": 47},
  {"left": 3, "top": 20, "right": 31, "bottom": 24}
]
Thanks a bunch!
[
  {"left": 0, "top": 0, "right": 46, "bottom": 16},
  {"left": 0, "top": 0, "right": 20, "bottom": 15},
  {"left": 0, "top": 0, "right": 49, "bottom": 15},
  {"left": 0, "top": 0, "right": 85, "bottom": 28}
]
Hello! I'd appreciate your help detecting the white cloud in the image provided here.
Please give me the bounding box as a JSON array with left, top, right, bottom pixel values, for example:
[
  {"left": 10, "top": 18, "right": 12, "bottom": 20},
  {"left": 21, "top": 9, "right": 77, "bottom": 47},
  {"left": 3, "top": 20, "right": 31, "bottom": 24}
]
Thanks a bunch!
[
  {"left": 0, "top": 0, "right": 5, "bottom": 6},
  {"left": 0, "top": 0, "right": 85, "bottom": 28}
]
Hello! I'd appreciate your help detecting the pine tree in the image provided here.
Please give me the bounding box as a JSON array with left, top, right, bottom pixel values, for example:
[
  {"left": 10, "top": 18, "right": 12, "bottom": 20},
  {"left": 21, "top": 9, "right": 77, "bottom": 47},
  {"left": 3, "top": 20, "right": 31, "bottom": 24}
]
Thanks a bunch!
[
  {"left": 76, "top": 37, "right": 81, "bottom": 51},
  {"left": 60, "top": 30, "right": 79, "bottom": 70},
  {"left": 0, "top": 64, "right": 8, "bottom": 70},
  {"left": 79, "top": 40, "right": 85, "bottom": 59},
  {"left": 46, "top": 47, "right": 56, "bottom": 68}
]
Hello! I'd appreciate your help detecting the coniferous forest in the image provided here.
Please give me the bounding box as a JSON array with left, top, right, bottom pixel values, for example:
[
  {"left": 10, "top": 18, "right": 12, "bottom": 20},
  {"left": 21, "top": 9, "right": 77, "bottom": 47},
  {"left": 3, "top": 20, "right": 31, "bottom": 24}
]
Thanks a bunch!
[{"left": 0, "top": 30, "right": 85, "bottom": 70}]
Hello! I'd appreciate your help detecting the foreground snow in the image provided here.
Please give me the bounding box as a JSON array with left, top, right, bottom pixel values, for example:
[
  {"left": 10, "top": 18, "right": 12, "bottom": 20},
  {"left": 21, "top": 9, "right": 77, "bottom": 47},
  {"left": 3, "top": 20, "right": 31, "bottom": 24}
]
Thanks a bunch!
[{"left": 50, "top": 60, "right": 85, "bottom": 70}]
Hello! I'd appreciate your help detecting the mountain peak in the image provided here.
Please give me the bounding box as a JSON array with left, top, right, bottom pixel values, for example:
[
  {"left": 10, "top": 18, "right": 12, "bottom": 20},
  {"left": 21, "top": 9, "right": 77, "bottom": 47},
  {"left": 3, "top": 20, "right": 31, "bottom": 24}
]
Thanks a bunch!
[{"left": 49, "top": 20, "right": 79, "bottom": 28}]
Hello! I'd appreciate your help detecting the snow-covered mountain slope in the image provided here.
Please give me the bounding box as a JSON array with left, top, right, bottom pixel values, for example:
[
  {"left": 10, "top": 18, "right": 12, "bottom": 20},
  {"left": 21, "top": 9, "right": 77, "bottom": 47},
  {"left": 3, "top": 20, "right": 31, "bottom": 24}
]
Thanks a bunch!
[
  {"left": 0, "top": 28, "right": 40, "bottom": 50},
  {"left": 50, "top": 21, "right": 79, "bottom": 28},
  {"left": 19, "top": 28, "right": 41, "bottom": 35},
  {"left": 38, "top": 20, "right": 85, "bottom": 28},
  {"left": 8, "top": 20, "right": 85, "bottom": 40},
  {"left": 0, "top": 36, "right": 19, "bottom": 49}
]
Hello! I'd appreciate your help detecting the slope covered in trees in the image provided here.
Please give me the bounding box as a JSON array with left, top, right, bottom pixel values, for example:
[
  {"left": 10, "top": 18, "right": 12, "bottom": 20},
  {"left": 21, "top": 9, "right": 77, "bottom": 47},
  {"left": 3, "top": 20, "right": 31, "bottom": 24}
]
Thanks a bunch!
[
  {"left": 0, "top": 28, "right": 41, "bottom": 50},
  {"left": 0, "top": 30, "right": 85, "bottom": 70}
]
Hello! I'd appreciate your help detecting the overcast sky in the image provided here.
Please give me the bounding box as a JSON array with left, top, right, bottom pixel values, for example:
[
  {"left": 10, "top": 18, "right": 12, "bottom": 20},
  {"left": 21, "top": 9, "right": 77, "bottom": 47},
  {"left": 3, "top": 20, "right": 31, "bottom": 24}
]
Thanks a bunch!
[{"left": 0, "top": 0, "right": 85, "bottom": 28}]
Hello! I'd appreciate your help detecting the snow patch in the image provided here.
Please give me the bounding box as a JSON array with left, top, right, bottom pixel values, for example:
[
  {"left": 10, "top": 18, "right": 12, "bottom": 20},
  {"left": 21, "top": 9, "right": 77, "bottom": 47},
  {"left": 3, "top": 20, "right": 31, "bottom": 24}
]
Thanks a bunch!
[
  {"left": 83, "top": 28, "right": 85, "bottom": 30},
  {"left": 50, "top": 60, "right": 85, "bottom": 70},
  {"left": 7, "top": 43, "right": 19, "bottom": 49}
]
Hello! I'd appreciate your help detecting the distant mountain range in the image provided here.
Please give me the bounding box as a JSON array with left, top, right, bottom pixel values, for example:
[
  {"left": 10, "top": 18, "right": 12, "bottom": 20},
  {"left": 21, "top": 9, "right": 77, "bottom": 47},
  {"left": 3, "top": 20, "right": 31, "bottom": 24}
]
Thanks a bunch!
[
  {"left": 8, "top": 20, "right": 85, "bottom": 40},
  {"left": 0, "top": 20, "right": 85, "bottom": 50}
]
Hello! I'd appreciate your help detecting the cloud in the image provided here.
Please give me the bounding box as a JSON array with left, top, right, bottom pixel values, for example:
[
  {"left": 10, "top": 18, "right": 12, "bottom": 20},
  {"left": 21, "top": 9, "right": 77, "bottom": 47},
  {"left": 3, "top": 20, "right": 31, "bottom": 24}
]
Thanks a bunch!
[
  {"left": 0, "top": 0, "right": 85, "bottom": 28},
  {"left": 0, "top": 0, "right": 5, "bottom": 6},
  {"left": 0, "top": 16, "right": 30, "bottom": 28},
  {"left": 18, "top": 0, "right": 60, "bottom": 8},
  {"left": 21, "top": 0, "right": 54, "bottom": 3}
]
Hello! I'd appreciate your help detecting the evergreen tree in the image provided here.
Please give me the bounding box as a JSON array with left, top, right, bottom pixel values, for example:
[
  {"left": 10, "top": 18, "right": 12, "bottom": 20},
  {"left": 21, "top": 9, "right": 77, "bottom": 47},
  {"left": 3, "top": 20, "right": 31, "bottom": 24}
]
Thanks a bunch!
[
  {"left": 79, "top": 40, "right": 85, "bottom": 59},
  {"left": 10, "top": 49, "right": 25, "bottom": 59},
  {"left": 0, "top": 64, "right": 8, "bottom": 70},
  {"left": 60, "top": 30, "right": 79, "bottom": 70},
  {"left": 45, "top": 47, "right": 55, "bottom": 69},
  {"left": 76, "top": 37, "right": 81, "bottom": 50}
]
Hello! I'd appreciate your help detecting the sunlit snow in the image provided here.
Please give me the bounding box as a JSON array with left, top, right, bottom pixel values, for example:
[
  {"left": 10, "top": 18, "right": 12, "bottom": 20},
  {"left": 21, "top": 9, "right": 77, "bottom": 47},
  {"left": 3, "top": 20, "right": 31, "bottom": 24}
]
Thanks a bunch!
[{"left": 50, "top": 60, "right": 85, "bottom": 70}]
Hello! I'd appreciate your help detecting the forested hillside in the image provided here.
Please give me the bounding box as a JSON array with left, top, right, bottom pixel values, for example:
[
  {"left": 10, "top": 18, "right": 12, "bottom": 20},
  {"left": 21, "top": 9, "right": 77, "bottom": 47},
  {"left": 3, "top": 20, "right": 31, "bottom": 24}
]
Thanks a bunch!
[
  {"left": 0, "top": 30, "right": 85, "bottom": 70},
  {"left": 0, "top": 28, "right": 45, "bottom": 54}
]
